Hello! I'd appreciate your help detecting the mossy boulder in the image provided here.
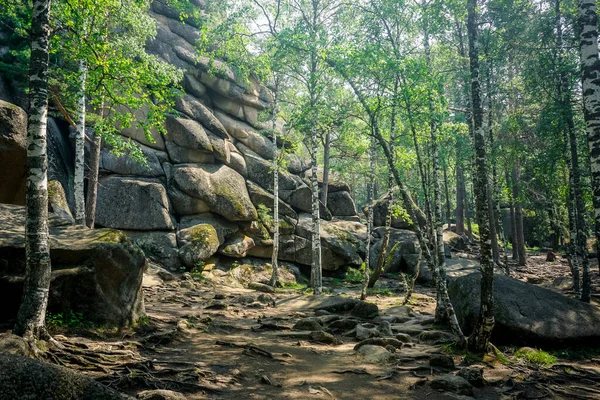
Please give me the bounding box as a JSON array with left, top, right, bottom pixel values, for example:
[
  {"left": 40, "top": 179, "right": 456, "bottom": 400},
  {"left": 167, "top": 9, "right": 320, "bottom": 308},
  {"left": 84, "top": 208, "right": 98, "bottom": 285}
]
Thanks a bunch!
[
  {"left": 173, "top": 164, "right": 257, "bottom": 222},
  {"left": 177, "top": 224, "right": 220, "bottom": 268},
  {"left": 0, "top": 204, "right": 145, "bottom": 327},
  {"left": 218, "top": 232, "right": 255, "bottom": 258}
]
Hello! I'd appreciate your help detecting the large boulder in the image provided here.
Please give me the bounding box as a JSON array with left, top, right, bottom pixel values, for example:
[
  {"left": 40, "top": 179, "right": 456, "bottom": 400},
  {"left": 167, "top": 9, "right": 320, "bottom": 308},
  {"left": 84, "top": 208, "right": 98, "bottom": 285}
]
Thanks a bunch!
[
  {"left": 246, "top": 181, "right": 298, "bottom": 220},
  {"left": 100, "top": 142, "right": 168, "bottom": 177},
  {"left": 174, "top": 94, "right": 229, "bottom": 138},
  {"left": 172, "top": 164, "right": 257, "bottom": 221},
  {"left": 0, "top": 204, "right": 146, "bottom": 326},
  {"left": 165, "top": 140, "right": 215, "bottom": 164},
  {"left": 370, "top": 227, "right": 419, "bottom": 274},
  {"left": 168, "top": 185, "right": 211, "bottom": 216},
  {"left": 327, "top": 191, "right": 357, "bottom": 217},
  {"left": 0, "top": 100, "right": 27, "bottom": 205},
  {"left": 295, "top": 214, "right": 366, "bottom": 269},
  {"left": 286, "top": 186, "right": 333, "bottom": 221},
  {"left": 224, "top": 143, "right": 248, "bottom": 177},
  {"left": 100, "top": 144, "right": 169, "bottom": 177},
  {"left": 126, "top": 231, "right": 181, "bottom": 271},
  {"left": 212, "top": 91, "right": 260, "bottom": 127},
  {"left": 177, "top": 224, "right": 220, "bottom": 268},
  {"left": 218, "top": 232, "right": 255, "bottom": 258},
  {"left": 165, "top": 116, "right": 213, "bottom": 152},
  {"left": 95, "top": 176, "right": 175, "bottom": 230},
  {"left": 241, "top": 145, "right": 299, "bottom": 191},
  {"left": 0, "top": 353, "right": 124, "bottom": 399},
  {"left": 369, "top": 195, "right": 413, "bottom": 229},
  {"left": 180, "top": 213, "right": 239, "bottom": 245},
  {"left": 118, "top": 104, "right": 165, "bottom": 150},
  {"left": 448, "top": 272, "right": 600, "bottom": 347}
]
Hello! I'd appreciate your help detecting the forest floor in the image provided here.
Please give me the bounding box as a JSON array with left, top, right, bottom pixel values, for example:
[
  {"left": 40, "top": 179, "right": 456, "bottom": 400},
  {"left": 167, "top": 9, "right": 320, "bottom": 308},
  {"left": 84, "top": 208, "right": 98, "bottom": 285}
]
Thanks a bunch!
[{"left": 48, "top": 251, "right": 600, "bottom": 400}]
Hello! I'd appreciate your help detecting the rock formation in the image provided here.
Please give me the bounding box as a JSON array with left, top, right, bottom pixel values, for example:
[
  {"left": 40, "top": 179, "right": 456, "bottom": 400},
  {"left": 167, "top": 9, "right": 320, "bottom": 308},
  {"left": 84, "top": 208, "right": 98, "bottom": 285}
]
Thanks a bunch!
[
  {"left": 0, "top": 204, "right": 146, "bottom": 326},
  {"left": 86, "top": 1, "right": 366, "bottom": 272}
]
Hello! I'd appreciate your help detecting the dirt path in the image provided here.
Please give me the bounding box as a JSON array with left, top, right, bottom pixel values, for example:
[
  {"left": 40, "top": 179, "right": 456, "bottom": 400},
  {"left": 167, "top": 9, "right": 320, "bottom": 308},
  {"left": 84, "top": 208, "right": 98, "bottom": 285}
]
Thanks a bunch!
[
  {"left": 49, "top": 255, "right": 600, "bottom": 400},
  {"left": 133, "top": 271, "right": 509, "bottom": 400}
]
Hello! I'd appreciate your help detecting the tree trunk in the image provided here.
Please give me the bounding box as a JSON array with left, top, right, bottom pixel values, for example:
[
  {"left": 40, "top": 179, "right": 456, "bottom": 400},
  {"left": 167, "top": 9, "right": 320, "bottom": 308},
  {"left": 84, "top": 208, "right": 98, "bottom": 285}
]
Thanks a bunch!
[
  {"left": 444, "top": 162, "right": 452, "bottom": 229},
  {"left": 511, "top": 165, "right": 527, "bottom": 266},
  {"left": 370, "top": 76, "right": 399, "bottom": 287},
  {"left": 466, "top": 0, "right": 495, "bottom": 353},
  {"left": 269, "top": 80, "right": 280, "bottom": 287},
  {"left": 333, "top": 61, "right": 467, "bottom": 347},
  {"left": 321, "top": 130, "right": 331, "bottom": 207},
  {"left": 423, "top": 18, "right": 446, "bottom": 271},
  {"left": 85, "top": 131, "right": 101, "bottom": 228},
  {"left": 465, "top": 188, "right": 473, "bottom": 243},
  {"left": 559, "top": 0, "right": 590, "bottom": 301},
  {"left": 509, "top": 193, "right": 518, "bottom": 260},
  {"left": 456, "top": 165, "right": 465, "bottom": 235},
  {"left": 14, "top": 0, "right": 53, "bottom": 341},
  {"left": 74, "top": 60, "right": 86, "bottom": 225},
  {"left": 578, "top": 0, "right": 600, "bottom": 274},
  {"left": 485, "top": 66, "right": 500, "bottom": 264},
  {"left": 362, "top": 136, "right": 376, "bottom": 300}
]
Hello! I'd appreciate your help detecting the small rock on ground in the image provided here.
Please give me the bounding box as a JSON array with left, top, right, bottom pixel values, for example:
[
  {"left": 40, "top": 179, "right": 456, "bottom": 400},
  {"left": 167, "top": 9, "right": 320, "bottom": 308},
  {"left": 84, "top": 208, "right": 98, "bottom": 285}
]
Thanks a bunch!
[
  {"left": 137, "top": 389, "right": 187, "bottom": 400},
  {"left": 430, "top": 375, "right": 474, "bottom": 396},
  {"left": 356, "top": 345, "right": 393, "bottom": 364},
  {"left": 429, "top": 354, "right": 455, "bottom": 369},
  {"left": 458, "top": 366, "right": 486, "bottom": 387}
]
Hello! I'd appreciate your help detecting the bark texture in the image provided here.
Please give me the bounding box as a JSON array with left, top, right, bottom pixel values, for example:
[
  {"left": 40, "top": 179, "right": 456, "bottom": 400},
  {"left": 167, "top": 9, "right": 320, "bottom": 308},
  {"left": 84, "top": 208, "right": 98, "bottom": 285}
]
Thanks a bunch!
[
  {"left": 74, "top": 60, "right": 86, "bottom": 225},
  {"left": 466, "top": 0, "right": 495, "bottom": 353},
  {"left": 85, "top": 132, "right": 101, "bottom": 228},
  {"left": 14, "top": 0, "right": 53, "bottom": 340},
  {"left": 578, "top": 0, "right": 600, "bottom": 274},
  {"left": 269, "top": 83, "right": 280, "bottom": 287}
]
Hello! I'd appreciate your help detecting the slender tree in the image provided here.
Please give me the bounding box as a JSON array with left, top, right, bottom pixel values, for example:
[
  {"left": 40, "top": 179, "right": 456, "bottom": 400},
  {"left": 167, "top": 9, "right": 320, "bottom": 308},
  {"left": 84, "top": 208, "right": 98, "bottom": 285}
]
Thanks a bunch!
[
  {"left": 269, "top": 79, "right": 281, "bottom": 287},
  {"left": 466, "top": 0, "right": 494, "bottom": 352},
  {"left": 13, "top": 0, "right": 53, "bottom": 342},
  {"left": 578, "top": 0, "right": 600, "bottom": 275}
]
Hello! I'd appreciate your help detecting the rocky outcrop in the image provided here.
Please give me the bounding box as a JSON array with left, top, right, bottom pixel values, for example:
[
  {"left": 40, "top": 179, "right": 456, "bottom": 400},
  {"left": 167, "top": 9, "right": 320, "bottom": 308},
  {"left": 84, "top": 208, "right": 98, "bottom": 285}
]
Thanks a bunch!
[
  {"left": 0, "top": 0, "right": 365, "bottom": 276},
  {"left": 448, "top": 272, "right": 600, "bottom": 347},
  {"left": 0, "top": 204, "right": 145, "bottom": 326},
  {"left": 0, "top": 100, "right": 26, "bottom": 205}
]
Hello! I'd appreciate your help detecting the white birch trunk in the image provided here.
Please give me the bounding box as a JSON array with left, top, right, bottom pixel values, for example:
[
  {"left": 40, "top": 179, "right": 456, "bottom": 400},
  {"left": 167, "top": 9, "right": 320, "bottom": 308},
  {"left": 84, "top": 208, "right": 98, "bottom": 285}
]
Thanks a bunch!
[
  {"left": 361, "top": 136, "right": 376, "bottom": 300},
  {"left": 14, "top": 0, "right": 53, "bottom": 340},
  {"left": 74, "top": 60, "right": 86, "bottom": 225}
]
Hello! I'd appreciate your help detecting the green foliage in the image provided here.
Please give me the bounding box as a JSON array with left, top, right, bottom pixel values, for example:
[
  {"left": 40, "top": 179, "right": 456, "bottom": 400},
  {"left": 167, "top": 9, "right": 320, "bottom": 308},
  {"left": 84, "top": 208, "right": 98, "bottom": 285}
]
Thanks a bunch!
[
  {"left": 514, "top": 348, "right": 557, "bottom": 368},
  {"left": 257, "top": 204, "right": 274, "bottom": 228},
  {"left": 46, "top": 311, "right": 90, "bottom": 330},
  {"left": 344, "top": 267, "right": 364, "bottom": 284}
]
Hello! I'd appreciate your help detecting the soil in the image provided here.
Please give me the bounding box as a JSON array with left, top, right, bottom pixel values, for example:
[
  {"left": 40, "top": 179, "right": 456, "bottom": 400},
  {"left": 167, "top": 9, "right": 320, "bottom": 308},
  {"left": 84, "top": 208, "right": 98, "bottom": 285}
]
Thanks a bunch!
[{"left": 43, "top": 251, "right": 600, "bottom": 400}]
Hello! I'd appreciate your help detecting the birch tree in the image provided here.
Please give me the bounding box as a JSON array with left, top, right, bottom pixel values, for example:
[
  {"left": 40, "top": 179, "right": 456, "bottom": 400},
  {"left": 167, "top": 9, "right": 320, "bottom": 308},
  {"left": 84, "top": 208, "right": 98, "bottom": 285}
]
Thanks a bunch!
[
  {"left": 13, "top": 0, "right": 53, "bottom": 342},
  {"left": 466, "top": 0, "right": 494, "bottom": 352},
  {"left": 578, "top": 0, "right": 600, "bottom": 278}
]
